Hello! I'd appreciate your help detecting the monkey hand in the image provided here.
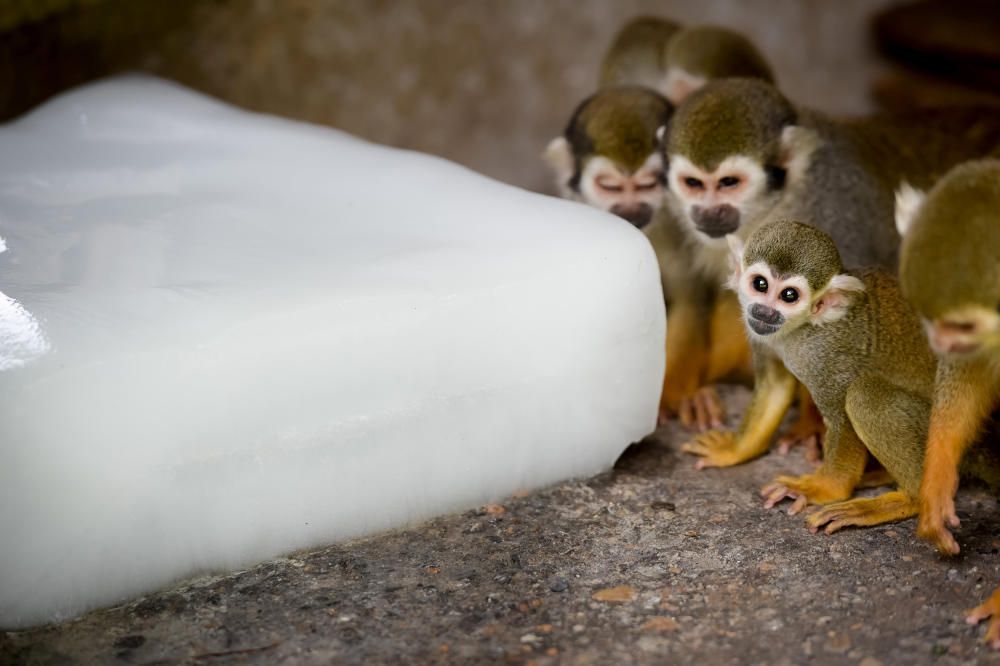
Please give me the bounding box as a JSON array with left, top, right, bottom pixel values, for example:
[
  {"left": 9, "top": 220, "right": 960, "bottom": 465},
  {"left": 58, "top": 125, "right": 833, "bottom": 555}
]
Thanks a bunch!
[
  {"left": 967, "top": 587, "right": 1000, "bottom": 649},
  {"left": 916, "top": 497, "right": 961, "bottom": 556},
  {"left": 660, "top": 387, "right": 725, "bottom": 432},
  {"left": 760, "top": 473, "right": 852, "bottom": 514},
  {"left": 776, "top": 417, "right": 823, "bottom": 463},
  {"left": 680, "top": 430, "right": 751, "bottom": 469}
]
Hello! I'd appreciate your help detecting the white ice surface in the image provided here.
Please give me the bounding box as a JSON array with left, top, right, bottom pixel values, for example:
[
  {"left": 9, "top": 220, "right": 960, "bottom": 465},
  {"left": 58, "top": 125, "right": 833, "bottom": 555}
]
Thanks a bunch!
[{"left": 0, "top": 76, "right": 665, "bottom": 629}]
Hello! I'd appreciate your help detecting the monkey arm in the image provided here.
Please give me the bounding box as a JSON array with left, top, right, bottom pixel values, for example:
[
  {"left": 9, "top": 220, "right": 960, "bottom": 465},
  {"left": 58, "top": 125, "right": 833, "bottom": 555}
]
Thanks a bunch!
[
  {"left": 918, "top": 360, "right": 995, "bottom": 555},
  {"left": 704, "top": 292, "right": 752, "bottom": 384},
  {"left": 681, "top": 347, "right": 796, "bottom": 468},
  {"left": 659, "top": 290, "right": 718, "bottom": 430}
]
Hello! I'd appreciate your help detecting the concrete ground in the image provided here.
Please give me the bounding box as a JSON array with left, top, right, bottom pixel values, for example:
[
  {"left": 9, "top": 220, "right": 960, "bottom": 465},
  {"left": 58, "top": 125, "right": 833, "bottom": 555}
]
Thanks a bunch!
[{"left": 4, "top": 386, "right": 1000, "bottom": 665}]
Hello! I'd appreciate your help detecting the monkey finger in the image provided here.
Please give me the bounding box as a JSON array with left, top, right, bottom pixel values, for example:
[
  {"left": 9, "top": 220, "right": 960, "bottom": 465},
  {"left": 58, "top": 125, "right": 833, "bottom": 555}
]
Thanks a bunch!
[
  {"left": 788, "top": 495, "right": 808, "bottom": 515},
  {"left": 678, "top": 399, "right": 697, "bottom": 430},
  {"left": 693, "top": 395, "right": 710, "bottom": 433}
]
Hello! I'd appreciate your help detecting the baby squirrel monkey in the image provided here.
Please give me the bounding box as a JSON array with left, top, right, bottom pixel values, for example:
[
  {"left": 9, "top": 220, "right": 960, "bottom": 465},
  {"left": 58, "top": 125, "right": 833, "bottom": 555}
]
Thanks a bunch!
[
  {"left": 546, "top": 20, "right": 775, "bottom": 430},
  {"left": 715, "top": 220, "right": 938, "bottom": 533},
  {"left": 898, "top": 160, "right": 1000, "bottom": 646},
  {"left": 599, "top": 17, "right": 774, "bottom": 104}
]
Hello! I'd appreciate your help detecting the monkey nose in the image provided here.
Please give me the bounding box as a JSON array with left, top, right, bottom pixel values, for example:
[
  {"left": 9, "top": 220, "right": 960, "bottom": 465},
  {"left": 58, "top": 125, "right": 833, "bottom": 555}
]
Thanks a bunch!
[
  {"left": 610, "top": 203, "right": 653, "bottom": 229},
  {"left": 750, "top": 303, "right": 782, "bottom": 325},
  {"left": 691, "top": 204, "right": 740, "bottom": 238}
]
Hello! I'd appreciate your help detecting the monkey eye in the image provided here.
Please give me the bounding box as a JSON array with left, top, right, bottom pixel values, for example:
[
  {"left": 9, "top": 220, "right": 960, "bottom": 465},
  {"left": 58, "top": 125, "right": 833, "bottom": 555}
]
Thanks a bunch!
[
  {"left": 780, "top": 287, "right": 799, "bottom": 303},
  {"left": 752, "top": 276, "right": 768, "bottom": 293},
  {"left": 684, "top": 176, "right": 704, "bottom": 190},
  {"left": 719, "top": 176, "right": 741, "bottom": 188},
  {"left": 596, "top": 179, "right": 623, "bottom": 192},
  {"left": 635, "top": 179, "right": 660, "bottom": 191}
]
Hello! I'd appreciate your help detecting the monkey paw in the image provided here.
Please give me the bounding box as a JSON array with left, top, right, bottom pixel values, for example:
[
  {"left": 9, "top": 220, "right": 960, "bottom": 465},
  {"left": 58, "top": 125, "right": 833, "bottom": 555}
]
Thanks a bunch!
[
  {"left": 805, "top": 490, "right": 917, "bottom": 535},
  {"left": 680, "top": 430, "right": 746, "bottom": 469},
  {"left": 917, "top": 494, "right": 961, "bottom": 555},
  {"left": 967, "top": 588, "right": 1000, "bottom": 649},
  {"left": 761, "top": 473, "right": 851, "bottom": 514},
  {"left": 678, "top": 386, "right": 725, "bottom": 432},
  {"left": 776, "top": 419, "right": 823, "bottom": 463}
]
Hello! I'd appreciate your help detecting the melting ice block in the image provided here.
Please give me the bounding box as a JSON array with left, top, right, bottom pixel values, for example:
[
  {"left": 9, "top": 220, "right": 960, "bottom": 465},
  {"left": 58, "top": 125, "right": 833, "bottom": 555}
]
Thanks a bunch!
[{"left": 0, "top": 76, "right": 665, "bottom": 628}]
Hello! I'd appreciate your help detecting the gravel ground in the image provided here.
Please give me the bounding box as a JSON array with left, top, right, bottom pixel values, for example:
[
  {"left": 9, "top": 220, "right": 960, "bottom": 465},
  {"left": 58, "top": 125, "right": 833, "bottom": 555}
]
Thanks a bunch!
[{"left": 4, "top": 386, "right": 1000, "bottom": 665}]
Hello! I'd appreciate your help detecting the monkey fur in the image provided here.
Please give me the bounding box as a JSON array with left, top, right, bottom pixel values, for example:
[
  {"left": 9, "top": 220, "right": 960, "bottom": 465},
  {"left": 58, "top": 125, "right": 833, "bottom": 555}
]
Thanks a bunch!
[
  {"left": 599, "top": 17, "right": 774, "bottom": 105},
  {"left": 708, "top": 220, "right": 936, "bottom": 535},
  {"left": 673, "top": 79, "right": 1000, "bottom": 467},
  {"left": 898, "top": 159, "right": 1000, "bottom": 646}
]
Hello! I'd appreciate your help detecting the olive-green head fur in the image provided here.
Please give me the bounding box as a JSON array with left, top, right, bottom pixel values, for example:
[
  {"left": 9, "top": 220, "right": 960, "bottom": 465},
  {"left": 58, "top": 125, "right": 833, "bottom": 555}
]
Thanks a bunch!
[
  {"left": 666, "top": 26, "right": 774, "bottom": 83},
  {"left": 898, "top": 159, "right": 1000, "bottom": 357},
  {"left": 599, "top": 16, "right": 679, "bottom": 88},
  {"left": 743, "top": 220, "right": 843, "bottom": 292},
  {"left": 666, "top": 78, "right": 795, "bottom": 172},
  {"left": 570, "top": 86, "right": 673, "bottom": 172}
]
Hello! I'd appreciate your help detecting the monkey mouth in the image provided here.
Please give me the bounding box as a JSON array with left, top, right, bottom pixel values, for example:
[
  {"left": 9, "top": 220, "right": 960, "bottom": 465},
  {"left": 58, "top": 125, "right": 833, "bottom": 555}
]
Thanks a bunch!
[
  {"left": 932, "top": 340, "right": 981, "bottom": 356},
  {"left": 695, "top": 218, "right": 740, "bottom": 238},
  {"left": 748, "top": 319, "right": 780, "bottom": 335},
  {"left": 689, "top": 204, "right": 740, "bottom": 239},
  {"left": 610, "top": 204, "right": 653, "bottom": 229}
]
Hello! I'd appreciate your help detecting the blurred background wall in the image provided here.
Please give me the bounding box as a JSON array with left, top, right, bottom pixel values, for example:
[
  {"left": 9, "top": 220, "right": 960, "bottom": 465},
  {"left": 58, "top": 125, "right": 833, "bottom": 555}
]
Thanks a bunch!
[{"left": 2, "top": 0, "right": 998, "bottom": 193}]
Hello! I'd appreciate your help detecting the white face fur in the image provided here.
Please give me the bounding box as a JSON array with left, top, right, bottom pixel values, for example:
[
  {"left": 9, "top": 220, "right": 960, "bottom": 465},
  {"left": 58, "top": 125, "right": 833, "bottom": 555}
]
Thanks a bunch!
[
  {"left": 667, "top": 154, "right": 772, "bottom": 243},
  {"left": 544, "top": 136, "right": 665, "bottom": 230},
  {"left": 727, "top": 236, "right": 865, "bottom": 344}
]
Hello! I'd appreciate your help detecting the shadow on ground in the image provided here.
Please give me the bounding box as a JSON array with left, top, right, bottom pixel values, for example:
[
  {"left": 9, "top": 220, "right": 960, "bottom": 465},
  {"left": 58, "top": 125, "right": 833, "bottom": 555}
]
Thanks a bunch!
[{"left": 3, "top": 386, "right": 999, "bottom": 665}]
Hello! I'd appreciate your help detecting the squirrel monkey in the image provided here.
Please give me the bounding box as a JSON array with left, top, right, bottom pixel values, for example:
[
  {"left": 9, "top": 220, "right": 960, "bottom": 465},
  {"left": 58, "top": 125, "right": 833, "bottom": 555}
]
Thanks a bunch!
[
  {"left": 898, "top": 159, "right": 1000, "bottom": 647},
  {"left": 543, "top": 87, "right": 749, "bottom": 430},
  {"left": 714, "top": 220, "right": 937, "bottom": 532},
  {"left": 599, "top": 17, "right": 774, "bottom": 104},
  {"left": 672, "top": 79, "right": 1000, "bottom": 467},
  {"left": 546, "top": 22, "right": 775, "bottom": 430}
]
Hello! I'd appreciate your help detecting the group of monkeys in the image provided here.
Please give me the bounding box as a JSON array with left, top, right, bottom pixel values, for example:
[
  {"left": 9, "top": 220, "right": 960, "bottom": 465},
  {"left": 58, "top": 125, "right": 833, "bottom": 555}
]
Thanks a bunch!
[{"left": 542, "top": 17, "right": 1000, "bottom": 647}]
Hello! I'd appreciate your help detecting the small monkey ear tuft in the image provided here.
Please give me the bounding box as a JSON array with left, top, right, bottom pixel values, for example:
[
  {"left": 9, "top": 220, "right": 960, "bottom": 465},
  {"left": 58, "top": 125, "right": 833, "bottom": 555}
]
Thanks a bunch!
[
  {"left": 543, "top": 137, "right": 574, "bottom": 178},
  {"left": 894, "top": 182, "right": 926, "bottom": 237},
  {"left": 725, "top": 234, "right": 744, "bottom": 264},
  {"left": 778, "top": 125, "right": 820, "bottom": 184},
  {"left": 656, "top": 125, "right": 666, "bottom": 143},
  {"left": 724, "top": 234, "right": 745, "bottom": 290},
  {"left": 811, "top": 274, "right": 865, "bottom": 325}
]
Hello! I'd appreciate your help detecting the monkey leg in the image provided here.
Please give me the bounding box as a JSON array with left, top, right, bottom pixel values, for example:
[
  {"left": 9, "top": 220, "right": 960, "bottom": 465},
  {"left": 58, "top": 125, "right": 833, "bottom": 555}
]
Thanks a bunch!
[
  {"left": 659, "top": 298, "right": 719, "bottom": 431},
  {"left": 762, "top": 417, "right": 867, "bottom": 513},
  {"left": 805, "top": 490, "right": 918, "bottom": 534},
  {"left": 704, "top": 292, "right": 752, "bottom": 385},
  {"left": 776, "top": 383, "right": 824, "bottom": 462},
  {"left": 967, "top": 586, "right": 1000, "bottom": 649},
  {"left": 917, "top": 362, "right": 994, "bottom": 555},
  {"left": 845, "top": 373, "right": 930, "bottom": 497},
  {"left": 683, "top": 349, "right": 796, "bottom": 468}
]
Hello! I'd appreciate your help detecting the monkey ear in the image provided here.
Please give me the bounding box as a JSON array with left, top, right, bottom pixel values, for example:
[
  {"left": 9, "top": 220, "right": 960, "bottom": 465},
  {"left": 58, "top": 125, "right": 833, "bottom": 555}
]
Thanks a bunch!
[
  {"left": 811, "top": 274, "right": 865, "bottom": 325},
  {"left": 778, "top": 125, "right": 820, "bottom": 184},
  {"left": 543, "top": 137, "right": 574, "bottom": 179},
  {"left": 656, "top": 125, "right": 666, "bottom": 143},
  {"left": 894, "top": 182, "right": 927, "bottom": 237}
]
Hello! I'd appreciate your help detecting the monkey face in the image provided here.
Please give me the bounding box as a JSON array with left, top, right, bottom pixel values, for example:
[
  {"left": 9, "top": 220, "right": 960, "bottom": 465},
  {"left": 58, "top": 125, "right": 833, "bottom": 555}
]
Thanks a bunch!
[
  {"left": 923, "top": 305, "right": 1000, "bottom": 358},
  {"left": 666, "top": 154, "right": 774, "bottom": 242},
  {"left": 577, "top": 154, "right": 665, "bottom": 230},
  {"left": 734, "top": 261, "right": 813, "bottom": 339}
]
